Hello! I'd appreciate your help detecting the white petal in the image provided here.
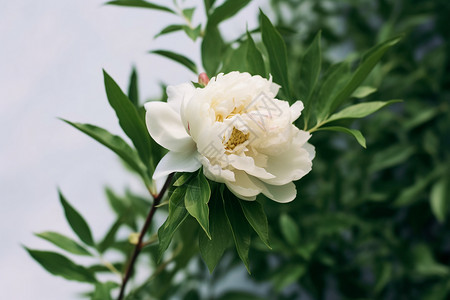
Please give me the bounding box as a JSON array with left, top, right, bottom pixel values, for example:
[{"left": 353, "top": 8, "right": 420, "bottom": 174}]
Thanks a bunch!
[
  {"left": 152, "top": 150, "right": 201, "bottom": 180},
  {"left": 225, "top": 171, "right": 260, "bottom": 200},
  {"left": 261, "top": 129, "right": 314, "bottom": 185},
  {"left": 167, "top": 83, "right": 195, "bottom": 114},
  {"left": 260, "top": 181, "right": 297, "bottom": 203},
  {"left": 290, "top": 101, "right": 304, "bottom": 122},
  {"left": 200, "top": 156, "right": 236, "bottom": 183},
  {"left": 229, "top": 154, "right": 275, "bottom": 180},
  {"left": 145, "top": 101, "right": 196, "bottom": 152}
]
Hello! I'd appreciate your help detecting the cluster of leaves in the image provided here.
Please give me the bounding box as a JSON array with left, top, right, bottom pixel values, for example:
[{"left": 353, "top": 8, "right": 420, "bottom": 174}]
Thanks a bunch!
[{"left": 26, "top": 0, "right": 450, "bottom": 299}]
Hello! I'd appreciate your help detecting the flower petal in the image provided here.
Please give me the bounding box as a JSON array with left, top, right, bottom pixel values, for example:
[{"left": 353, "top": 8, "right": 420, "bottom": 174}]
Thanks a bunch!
[
  {"left": 145, "top": 101, "right": 196, "bottom": 152},
  {"left": 152, "top": 150, "right": 201, "bottom": 180},
  {"left": 167, "top": 83, "right": 195, "bottom": 114},
  {"left": 290, "top": 100, "right": 304, "bottom": 122},
  {"left": 225, "top": 171, "right": 261, "bottom": 201},
  {"left": 260, "top": 181, "right": 297, "bottom": 203},
  {"left": 229, "top": 154, "right": 275, "bottom": 180}
]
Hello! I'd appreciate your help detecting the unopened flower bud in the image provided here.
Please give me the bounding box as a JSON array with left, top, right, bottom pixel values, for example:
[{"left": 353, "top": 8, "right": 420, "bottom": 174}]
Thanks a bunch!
[{"left": 198, "top": 72, "right": 210, "bottom": 86}]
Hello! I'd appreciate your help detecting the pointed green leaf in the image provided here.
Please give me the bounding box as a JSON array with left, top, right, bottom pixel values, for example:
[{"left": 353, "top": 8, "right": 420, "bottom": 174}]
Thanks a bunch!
[
  {"left": 199, "top": 191, "right": 232, "bottom": 272},
  {"left": 35, "top": 231, "right": 92, "bottom": 256},
  {"left": 182, "top": 7, "right": 196, "bottom": 22},
  {"left": 173, "top": 172, "right": 194, "bottom": 187},
  {"left": 92, "top": 282, "right": 118, "bottom": 300},
  {"left": 298, "top": 31, "right": 321, "bottom": 104},
  {"left": 150, "top": 50, "right": 197, "bottom": 74},
  {"left": 158, "top": 187, "right": 189, "bottom": 260},
  {"left": 183, "top": 24, "right": 202, "bottom": 41},
  {"left": 323, "top": 100, "right": 402, "bottom": 125},
  {"left": 202, "top": 25, "right": 224, "bottom": 76},
  {"left": 61, "top": 120, "right": 150, "bottom": 185},
  {"left": 351, "top": 86, "right": 377, "bottom": 98},
  {"left": 185, "top": 172, "right": 211, "bottom": 238},
  {"left": 25, "top": 248, "right": 96, "bottom": 283},
  {"left": 328, "top": 36, "right": 401, "bottom": 114},
  {"left": 239, "top": 199, "right": 270, "bottom": 248},
  {"left": 127, "top": 67, "right": 139, "bottom": 107},
  {"left": 279, "top": 214, "right": 300, "bottom": 246},
  {"left": 103, "top": 70, "right": 153, "bottom": 170},
  {"left": 208, "top": 0, "right": 252, "bottom": 27},
  {"left": 260, "top": 10, "right": 291, "bottom": 100},
  {"left": 316, "top": 126, "right": 366, "bottom": 148},
  {"left": 430, "top": 178, "right": 448, "bottom": 223},
  {"left": 221, "top": 42, "right": 248, "bottom": 73},
  {"left": 154, "top": 24, "right": 184, "bottom": 39},
  {"left": 246, "top": 31, "right": 266, "bottom": 77},
  {"left": 105, "top": 0, "right": 175, "bottom": 14},
  {"left": 222, "top": 188, "right": 251, "bottom": 273},
  {"left": 59, "top": 190, "right": 95, "bottom": 247},
  {"left": 97, "top": 219, "right": 122, "bottom": 254}
]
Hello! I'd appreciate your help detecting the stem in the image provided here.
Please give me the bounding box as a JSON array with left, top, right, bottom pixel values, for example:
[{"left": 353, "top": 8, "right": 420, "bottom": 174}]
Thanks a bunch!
[{"left": 117, "top": 173, "right": 174, "bottom": 300}]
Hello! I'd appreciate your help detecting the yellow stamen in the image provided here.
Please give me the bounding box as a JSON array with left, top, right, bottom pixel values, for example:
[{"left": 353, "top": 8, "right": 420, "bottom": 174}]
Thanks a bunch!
[{"left": 225, "top": 127, "right": 249, "bottom": 151}]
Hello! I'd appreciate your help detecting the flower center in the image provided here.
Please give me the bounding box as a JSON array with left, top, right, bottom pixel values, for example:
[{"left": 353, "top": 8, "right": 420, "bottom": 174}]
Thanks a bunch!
[{"left": 224, "top": 127, "right": 249, "bottom": 151}]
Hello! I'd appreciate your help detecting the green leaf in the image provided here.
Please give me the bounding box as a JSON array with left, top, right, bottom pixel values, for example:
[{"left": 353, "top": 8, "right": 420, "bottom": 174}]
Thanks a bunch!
[
  {"left": 183, "top": 24, "right": 202, "bottom": 41},
  {"left": 154, "top": 24, "right": 184, "bottom": 39},
  {"left": 222, "top": 187, "right": 252, "bottom": 273},
  {"left": 260, "top": 10, "right": 291, "bottom": 100},
  {"left": 279, "top": 214, "right": 300, "bottom": 246},
  {"left": 61, "top": 120, "right": 150, "bottom": 185},
  {"left": 97, "top": 219, "right": 122, "bottom": 254},
  {"left": 208, "top": 0, "right": 252, "bottom": 27},
  {"left": 245, "top": 31, "right": 266, "bottom": 77},
  {"left": 185, "top": 171, "right": 211, "bottom": 238},
  {"left": 25, "top": 248, "right": 96, "bottom": 283},
  {"left": 327, "top": 36, "right": 401, "bottom": 114},
  {"left": 199, "top": 191, "right": 232, "bottom": 272},
  {"left": 352, "top": 86, "right": 377, "bottom": 98},
  {"left": 103, "top": 70, "right": 153, "bottom": 171},
  {"left": 127, "top": 67, "right": 139, "bottom": 107},
  {"left": 158, "top": 187, "right": 189, "bottom": 260},
  {"left": 239, "top": 200, "right": 270, "bottom": 248},
  {"left": 273, "top": 264, "right": 306, "bottom": 291},
  {"left": 150, "top": 50, "right": 198, "bottom": 74},
  {"left": 368, "top": 144, "right": 415, "bottom": 173},
  {"left": 323, "top": 100, "right": 402, "bottom": 125},
  {"left": 218, "top": 291, "right": 266, "bottom": 300},
  {"left": 221, "top": 42, "right": 248, "bottom": 73},
  {"left": 316, "top": 126, "right": 366, "bottom": 148},
  {"left": 182, "top": 7, "right": 196, "bottom": 22},
  {"left": 298, "top": 31, "right": 321, "bottom": 107},
  {"left": 59, "top": 190, "right": 95, "bottom": 247},
  {"left": 35, "top": 231, "right": 92, "bottom": 256},
  {"left": 92, "top": 282, "right": 118, "bottom": 300},
  {"left": 430, "top": 178, "right": 448, "bottom": 223},
  {"left": 173, "top": 172, "right": 194, "bottom": 187},
  {"left": 202, "top": 25, "right": 224, "bottom": 76},
  {"left": 105, "top": 0, "right": 175, "bottom": 14}
]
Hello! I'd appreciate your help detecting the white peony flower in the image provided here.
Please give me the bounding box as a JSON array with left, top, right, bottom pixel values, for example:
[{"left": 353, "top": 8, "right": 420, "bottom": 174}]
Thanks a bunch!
[{"left": 145, "top": 72, "right": 315, "bottom": 203}]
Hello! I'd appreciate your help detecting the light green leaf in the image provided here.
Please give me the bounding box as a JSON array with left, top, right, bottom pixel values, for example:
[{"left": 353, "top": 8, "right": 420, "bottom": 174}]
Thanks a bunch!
[
  {"left": 185, "top": 171, "right": 211, "bottom": 238},
  {"left": 103, "top": 70, "right": 153, "bottom": 170},
  {"left": 245, "top": 31, "right": 266, "bottom": 77},
  {"left": 105, "top": 0, "right": 175, "bottom": 14},
  {"left": 127, "top": 67, "right": 139, "bottom": 107},
  {"left": 208, "top": 0, "right": 252, "bottom": 27},
  {"left": 430, "top": 178, "right": 448, "bottom": 223},
  {"left": 183, "top": 24, "right": 202, "bottom": 41},
  {"left": 260, "top": 10, "right": 291, "bottom": 100},
  {"left": 25, "top": 248, "right": 96, "bottom": 283},
  {"left": 173, "top": 172, "right": 194, "bottom": 187},
  {"left": 59, "top": 190, "right": 95, "bottom": 247},
  {"left": 316, "top": 126, "right": 366, "bottom": 148},
  {"left": 150, "top": 50, "right": 198, "bottom": 74},
  {"left": 352, "top": 86, "right": 377, "bottom": 98},
  {"left": 154, "top": 24, "right": 184, "bottom": 39},
  {"left": 182, "top": 7, "right": 196, "bottom": 22},
  {"left": 323, "top": 100, "right": 402, "bottom": 125},
  {"left": 222, "top": 187, "right": 251, "bottom": 273},
  {"left": 273, "top": 264, "right": 306, "bottom": 291},
  {"left": 35, "top": 231, "right": 92, "bottom": 256},
  {"left": 61, "top": 120, "right": 150, "bottom": 185},
  {"left": 199, "top": 191, "right": 232, "bottom": 272},
  {"left": 239, "top": 199, "right": 270, "bottom": 248},
  {"left": 92, "top": 282, "right": 118, "bottom": 300},
  {"left": 201, "top": 25, "right": 224, "bottom": 76},
  {"left": 279, "top": 214, "right": 300, "bottom": 246},
  {"left": 328, "top": 36, "right": 401, "bottom": 114},
  {"left": 158, "top": 187, "right": 189, "bottom": 260}
]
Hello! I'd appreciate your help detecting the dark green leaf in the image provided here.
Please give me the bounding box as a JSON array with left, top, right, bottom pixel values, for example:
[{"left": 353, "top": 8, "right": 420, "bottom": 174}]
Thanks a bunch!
[
  {"left": 199, "top": 191, "right": 232, "bottom": 272},
  {"left": 221, "top": 42, "right": 248, "bottom": 73},
  {"left": 208, "top": 0, "right": 252, "bottom": 27},
  {"left": 185, "top": 171, "right": 211, "bottom": 238},
  {"left": 327, "top": 36, "right": 401, "bottom": 114},
  {"left": 25, "top": 248, "right": 96, "bottom": 283},
  {"left": 273, "top": 264, "right": 306, "bottom": 291},
  {"left": 260, "top": 10, "right": 291, "bottom": 100},
  {"left": 92, "top": 282, "right": 118, "bottom": 300},
  {"left": 239, "top": 200, "right": 270, "bottom": 248},
  {"left": 279, "top": 214, "right": 300, "bottom": 246},
  {"left": 97, "top": 219, "right": 122, "bottom": 254},
  {"left": 368, "top": 144, "right": 415, "bottom": 173},
  {"left": 150, "top": 50, "right": 198, "bottom": 74},
  {"left": 430, "top": 178, "right": 448, "bottom": 223},
  {"left": 59, "top": 190, "right": 95, "bottom": 247},
  {"left": 158, "top": 187, "right": 189, "bottom": 260},
  {"left": 201, "top": 25, "right": 224, "bottom": 76},
  {"left": 61, "top": 120, "right": 150, "bottom": 185},
  {"left": 298, "top": 31, "right": 321, "bottom": 110},
  {"left": 218, "top": 291, "right": 266, "bottom": 300},
  {"left": 103, "top": 70, "right": 153, "bottom": 171},
  {"left": 173, "top": 172, "right": 194, "bottom": 187},
  {"left": 35, "top": 231, "right": 92, "bottom": 256},
  {"left": 127, "top": 67, "right": 139, "bottom": 107},
  {"left": 105, "top": 0, "right": 174, "bottom": 14},
  {"left": 316, "top": 126, "right": 366, "bottom": 148},
  {"left": 222, "top": 188, "right": 252, "bottom": 273},
  {"left": 245, "top": 31, "right": 266, "bottom": 77}
]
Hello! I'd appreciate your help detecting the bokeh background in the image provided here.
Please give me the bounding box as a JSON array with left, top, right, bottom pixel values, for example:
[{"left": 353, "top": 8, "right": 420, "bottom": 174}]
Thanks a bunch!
[{"left": 1, "top": 0, "right": 449, "bottom": 299}]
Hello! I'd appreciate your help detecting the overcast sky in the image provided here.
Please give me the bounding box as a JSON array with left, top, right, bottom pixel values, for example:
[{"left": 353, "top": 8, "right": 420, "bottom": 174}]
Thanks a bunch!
[{"left": 0, "top": 0, "right": 262, "bottom": 298}]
